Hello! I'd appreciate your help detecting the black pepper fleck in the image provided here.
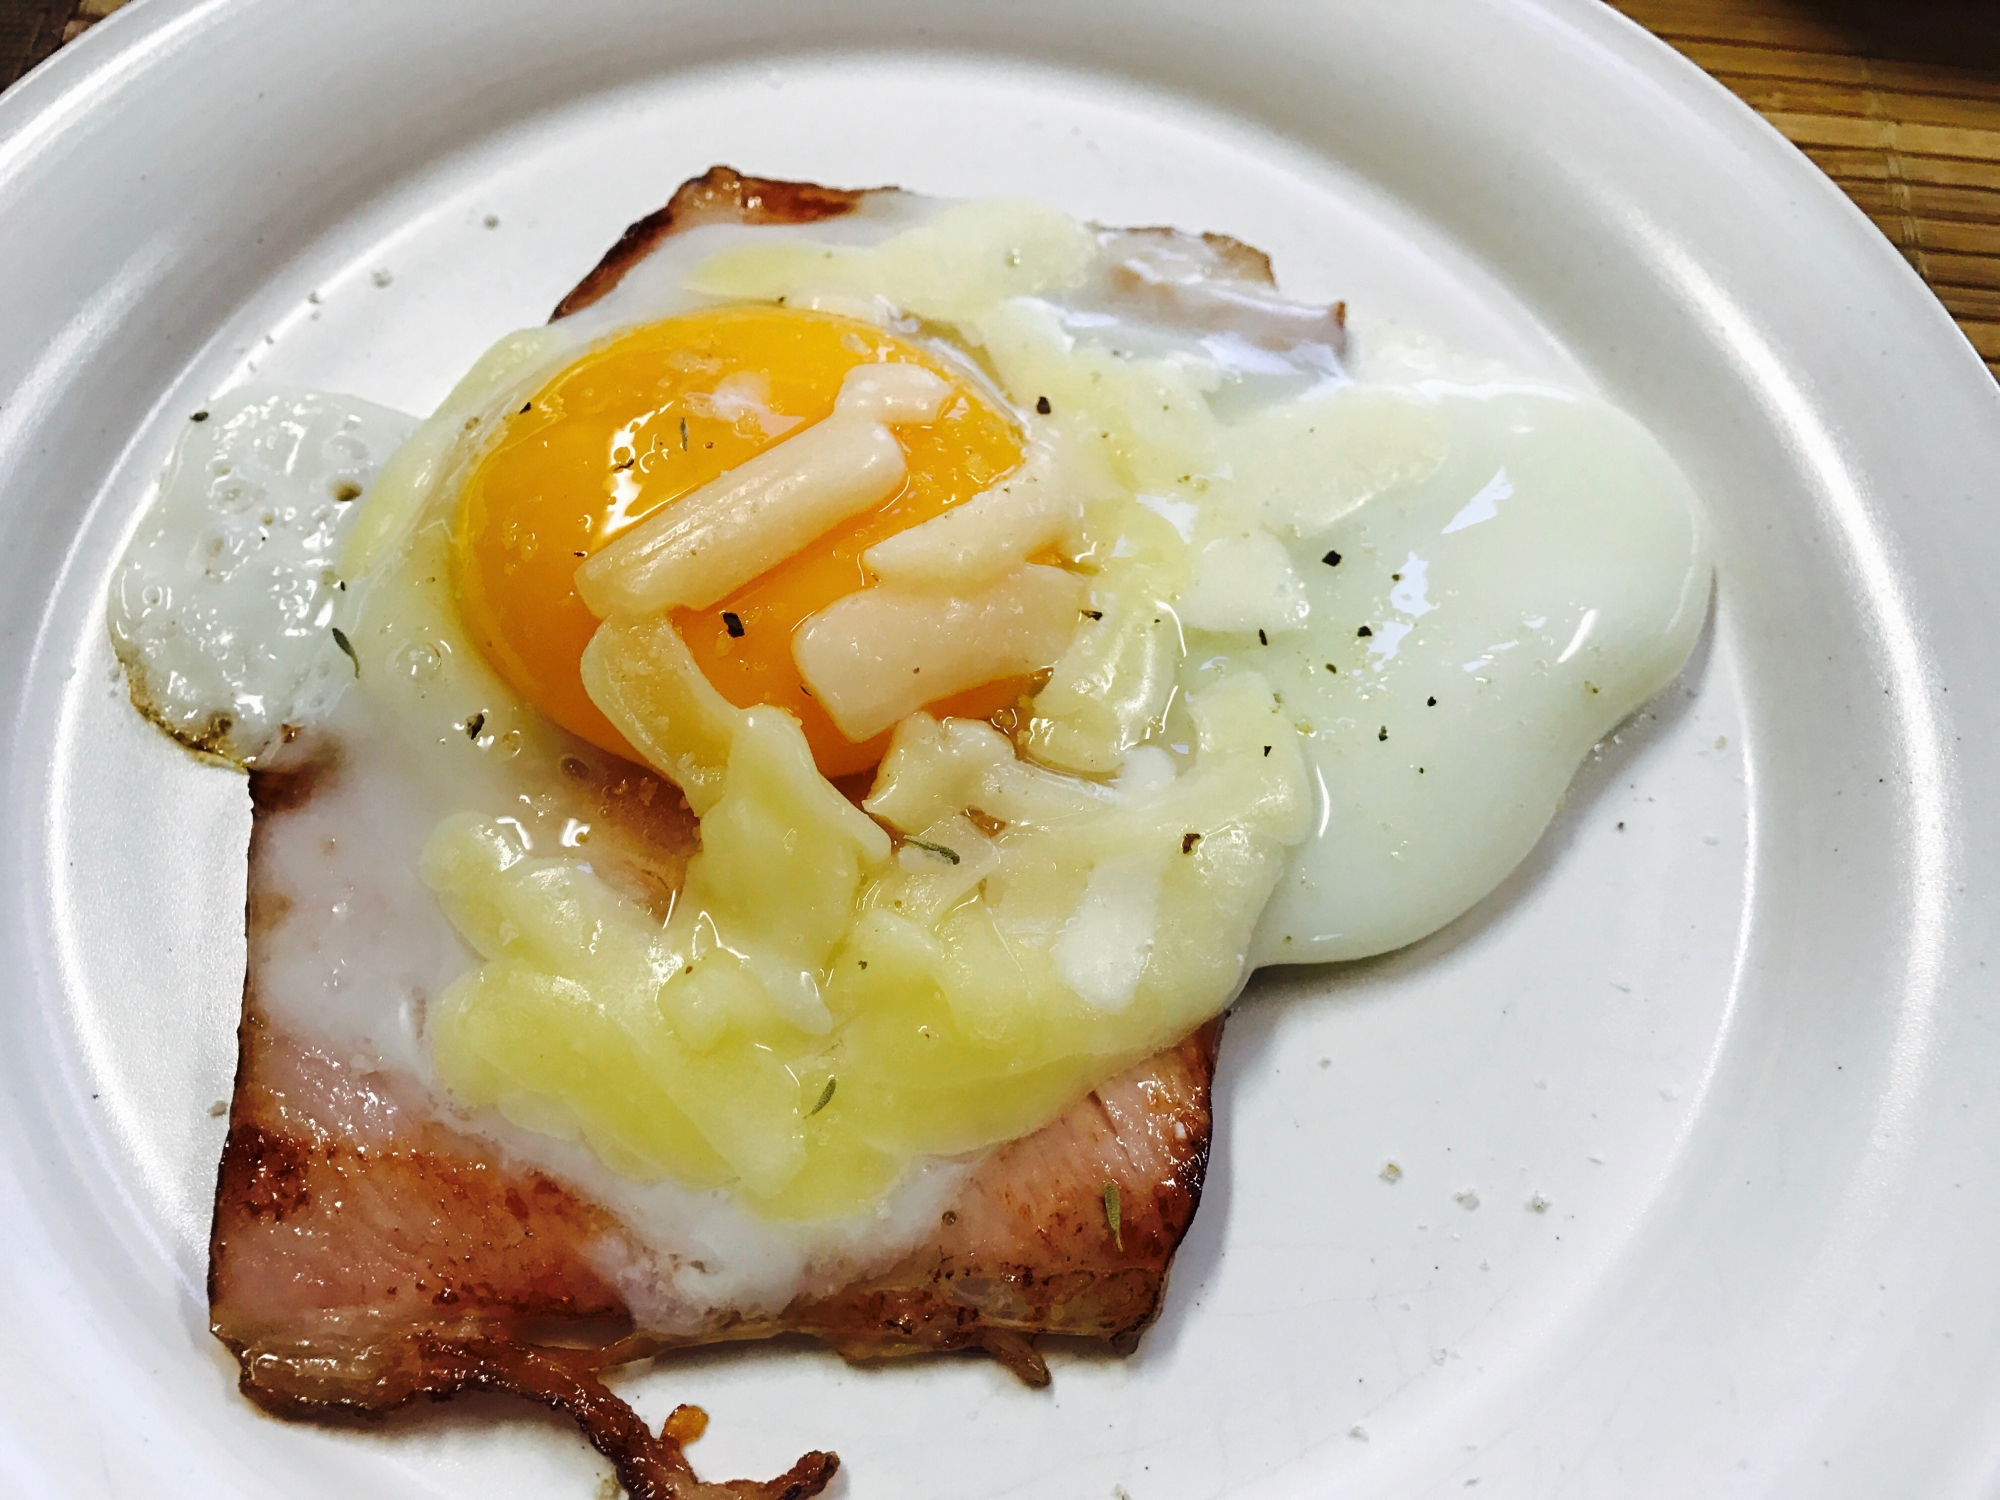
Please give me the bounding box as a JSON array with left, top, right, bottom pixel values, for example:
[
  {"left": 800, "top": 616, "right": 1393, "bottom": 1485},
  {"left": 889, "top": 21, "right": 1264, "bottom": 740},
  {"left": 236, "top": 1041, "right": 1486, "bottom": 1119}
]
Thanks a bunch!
[
  {"left": 190, "top": 411, "right": 210, "bottom": 422},
  {"left": 1427, "top": 696, "right": 1437, "bottom": 706},
  {"left": 722, "top": 611, "right": 745, "bottom": 638},
  {"left": 330, "top": 626, "right": 360, "bottom": 676},
  {"left": 1357, "top": 625, "right": 1373, "bottom": 638},
  {"left": 1322, "top": 549, "right": 1342, "bottom": 567},
  {"left": 1035, "top": 395, "right": 1052, "bottom": 415},
  {"left": 1378, "top": 725, "right": 1389, "bottom": 742},
  {"left": 519, "top": 402, "right": 532, "bottom": 414},
  {"left": 1258, "top": 629, "right": 1268, "bottom": 646},
  {"left": 1182, "top": 832, "right": 1202, "bottom": 854},
  {"left": 1262, "top": 745, "right": 1272, "bottom": 757},
  {"left": 1081, "top": 608, "right": 1103, "bottom": 621},
  {"left": 464, "top": 712, "right": 485, "bottom": 740}
]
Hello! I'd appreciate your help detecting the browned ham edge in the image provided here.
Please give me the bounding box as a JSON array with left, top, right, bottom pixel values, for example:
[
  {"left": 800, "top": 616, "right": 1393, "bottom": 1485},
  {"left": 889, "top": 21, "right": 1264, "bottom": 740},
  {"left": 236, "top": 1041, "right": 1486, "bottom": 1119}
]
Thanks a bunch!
[
  {"left": 209, "top": 170, "right": 1238, "bottom": 1495},
  {"left": 551, "top": 166, "right": 873, "bottom": 320}
]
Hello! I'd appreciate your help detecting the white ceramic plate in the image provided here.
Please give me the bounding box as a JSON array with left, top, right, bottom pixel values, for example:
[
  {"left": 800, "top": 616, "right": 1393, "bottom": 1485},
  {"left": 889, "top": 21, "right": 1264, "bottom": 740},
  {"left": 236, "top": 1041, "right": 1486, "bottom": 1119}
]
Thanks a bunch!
[{"left": 4, "top": 2, "right": 1998, "bottom": 1496}]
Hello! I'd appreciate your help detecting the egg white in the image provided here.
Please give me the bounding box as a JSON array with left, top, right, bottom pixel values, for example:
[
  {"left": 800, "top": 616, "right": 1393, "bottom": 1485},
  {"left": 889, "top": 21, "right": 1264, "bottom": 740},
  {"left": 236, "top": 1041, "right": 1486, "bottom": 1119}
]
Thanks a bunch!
[
  {"left": 108, "top": 389, "right": 415, "bottom": 763},
  {"left": 1220, "top": 384, "right": 1710, "bottom": 964}
]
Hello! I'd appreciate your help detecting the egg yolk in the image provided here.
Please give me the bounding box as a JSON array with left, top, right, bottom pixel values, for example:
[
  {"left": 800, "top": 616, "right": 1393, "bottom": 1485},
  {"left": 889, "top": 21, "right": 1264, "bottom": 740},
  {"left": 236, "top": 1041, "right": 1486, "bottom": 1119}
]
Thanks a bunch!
[{"left": 452, "top": 307, "right": 1028, "bottom": 778}]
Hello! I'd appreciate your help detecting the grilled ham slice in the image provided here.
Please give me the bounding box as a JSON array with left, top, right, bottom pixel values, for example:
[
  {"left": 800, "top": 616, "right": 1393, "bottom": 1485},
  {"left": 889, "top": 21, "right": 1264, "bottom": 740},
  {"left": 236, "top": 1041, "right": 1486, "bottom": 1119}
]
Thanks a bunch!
[
  {"left": 207, "top": 171, "right": 1247, "bottom": 1496},
  {"left": 212, "top": 762, "right": 1220, "bottom": 1495}
]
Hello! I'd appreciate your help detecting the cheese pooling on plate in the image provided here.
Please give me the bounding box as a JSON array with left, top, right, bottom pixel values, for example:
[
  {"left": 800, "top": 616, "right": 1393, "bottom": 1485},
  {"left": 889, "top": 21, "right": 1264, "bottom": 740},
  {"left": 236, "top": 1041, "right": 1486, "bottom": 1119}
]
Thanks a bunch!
[{"left": 110, "top": 190, "right": 1708, "bottom": 1308}]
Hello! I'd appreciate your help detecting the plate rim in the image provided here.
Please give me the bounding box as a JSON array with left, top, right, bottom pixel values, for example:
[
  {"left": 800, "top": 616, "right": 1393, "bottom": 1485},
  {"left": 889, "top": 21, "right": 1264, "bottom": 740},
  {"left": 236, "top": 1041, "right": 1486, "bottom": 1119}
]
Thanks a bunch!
[{"left": 3, "top": 3, "right": 1999, "bottom": 1498}]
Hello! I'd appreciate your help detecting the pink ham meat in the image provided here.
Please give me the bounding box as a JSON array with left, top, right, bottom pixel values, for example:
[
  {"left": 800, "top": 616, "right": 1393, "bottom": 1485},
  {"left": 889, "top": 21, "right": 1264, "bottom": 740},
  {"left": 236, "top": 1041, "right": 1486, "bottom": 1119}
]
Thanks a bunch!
[{"left": 208, "top": 170, "right": 1260, "bottom": 1497}]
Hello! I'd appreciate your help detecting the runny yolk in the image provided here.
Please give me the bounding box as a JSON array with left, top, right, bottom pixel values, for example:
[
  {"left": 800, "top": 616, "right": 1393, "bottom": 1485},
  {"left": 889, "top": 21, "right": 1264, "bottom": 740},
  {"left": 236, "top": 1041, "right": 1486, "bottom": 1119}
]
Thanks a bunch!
[{"left": 451, "top": 307, "right": 1029, "bottom": 779}]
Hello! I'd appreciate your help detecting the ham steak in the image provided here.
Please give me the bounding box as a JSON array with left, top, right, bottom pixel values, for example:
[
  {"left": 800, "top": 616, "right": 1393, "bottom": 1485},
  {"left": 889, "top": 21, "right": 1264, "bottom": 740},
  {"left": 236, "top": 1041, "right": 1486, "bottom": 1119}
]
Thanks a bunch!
[{"left": 207, "top": 171, "right": 1240, "bottom": 1497}]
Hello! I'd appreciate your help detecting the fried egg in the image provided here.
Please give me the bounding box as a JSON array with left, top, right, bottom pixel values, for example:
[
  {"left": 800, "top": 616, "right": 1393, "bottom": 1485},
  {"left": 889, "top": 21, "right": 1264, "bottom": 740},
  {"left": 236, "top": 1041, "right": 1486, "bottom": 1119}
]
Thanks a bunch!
[{"left": 109, "top": 183, "right": 1707, "bottom": 1323}]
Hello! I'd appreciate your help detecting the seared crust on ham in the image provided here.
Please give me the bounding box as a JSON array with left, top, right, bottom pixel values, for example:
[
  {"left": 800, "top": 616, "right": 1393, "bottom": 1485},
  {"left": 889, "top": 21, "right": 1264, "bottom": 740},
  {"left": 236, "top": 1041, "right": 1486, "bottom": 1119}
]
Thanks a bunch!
[{"left": 208, "top": 170, "right": 1238, "bottom": 1495}]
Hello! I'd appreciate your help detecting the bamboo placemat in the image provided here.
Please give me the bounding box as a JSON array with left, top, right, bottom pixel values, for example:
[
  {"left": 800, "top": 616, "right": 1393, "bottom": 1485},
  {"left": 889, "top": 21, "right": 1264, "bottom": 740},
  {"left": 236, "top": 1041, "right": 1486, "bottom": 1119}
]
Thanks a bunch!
[
  {"left": 5, "top": 0, "right": 2000, "bottom": 377},
  {"left": 1613, "top": 0, "right": 2000, "bottom": 379}
]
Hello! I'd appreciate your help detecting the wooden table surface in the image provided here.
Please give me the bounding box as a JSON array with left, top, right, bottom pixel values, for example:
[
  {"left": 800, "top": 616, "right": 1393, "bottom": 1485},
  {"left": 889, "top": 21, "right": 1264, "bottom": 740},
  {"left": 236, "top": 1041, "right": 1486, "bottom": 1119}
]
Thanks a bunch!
[{"left": 5, "top": 0, "right": 1999, "bottom": 377}]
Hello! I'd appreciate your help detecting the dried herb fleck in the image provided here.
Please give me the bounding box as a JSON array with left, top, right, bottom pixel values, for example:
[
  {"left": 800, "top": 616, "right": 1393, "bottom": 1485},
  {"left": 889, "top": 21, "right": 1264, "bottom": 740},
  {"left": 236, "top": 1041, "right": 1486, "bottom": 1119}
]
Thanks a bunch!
[
  {"left": 906, "top": 838, "right": 961, "bottom": 865},
  {"left": 1103, "top": 1182, "right": 1123, "bottom": 1249},
  {"left": 1081, "top": 608, "right": 1103, "bottom": 621},
  {"left": 680, "top": 416, "right": 690, "bottom": 450},
  {"left": 464, "top": 711, "right": 485, "bottom": 740},
  {"left": 808, "top": 1077, "right": 837, "bottom": 1116},
  {"left": 330, "top": 626, "right": 360, "bottom": 676}
]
